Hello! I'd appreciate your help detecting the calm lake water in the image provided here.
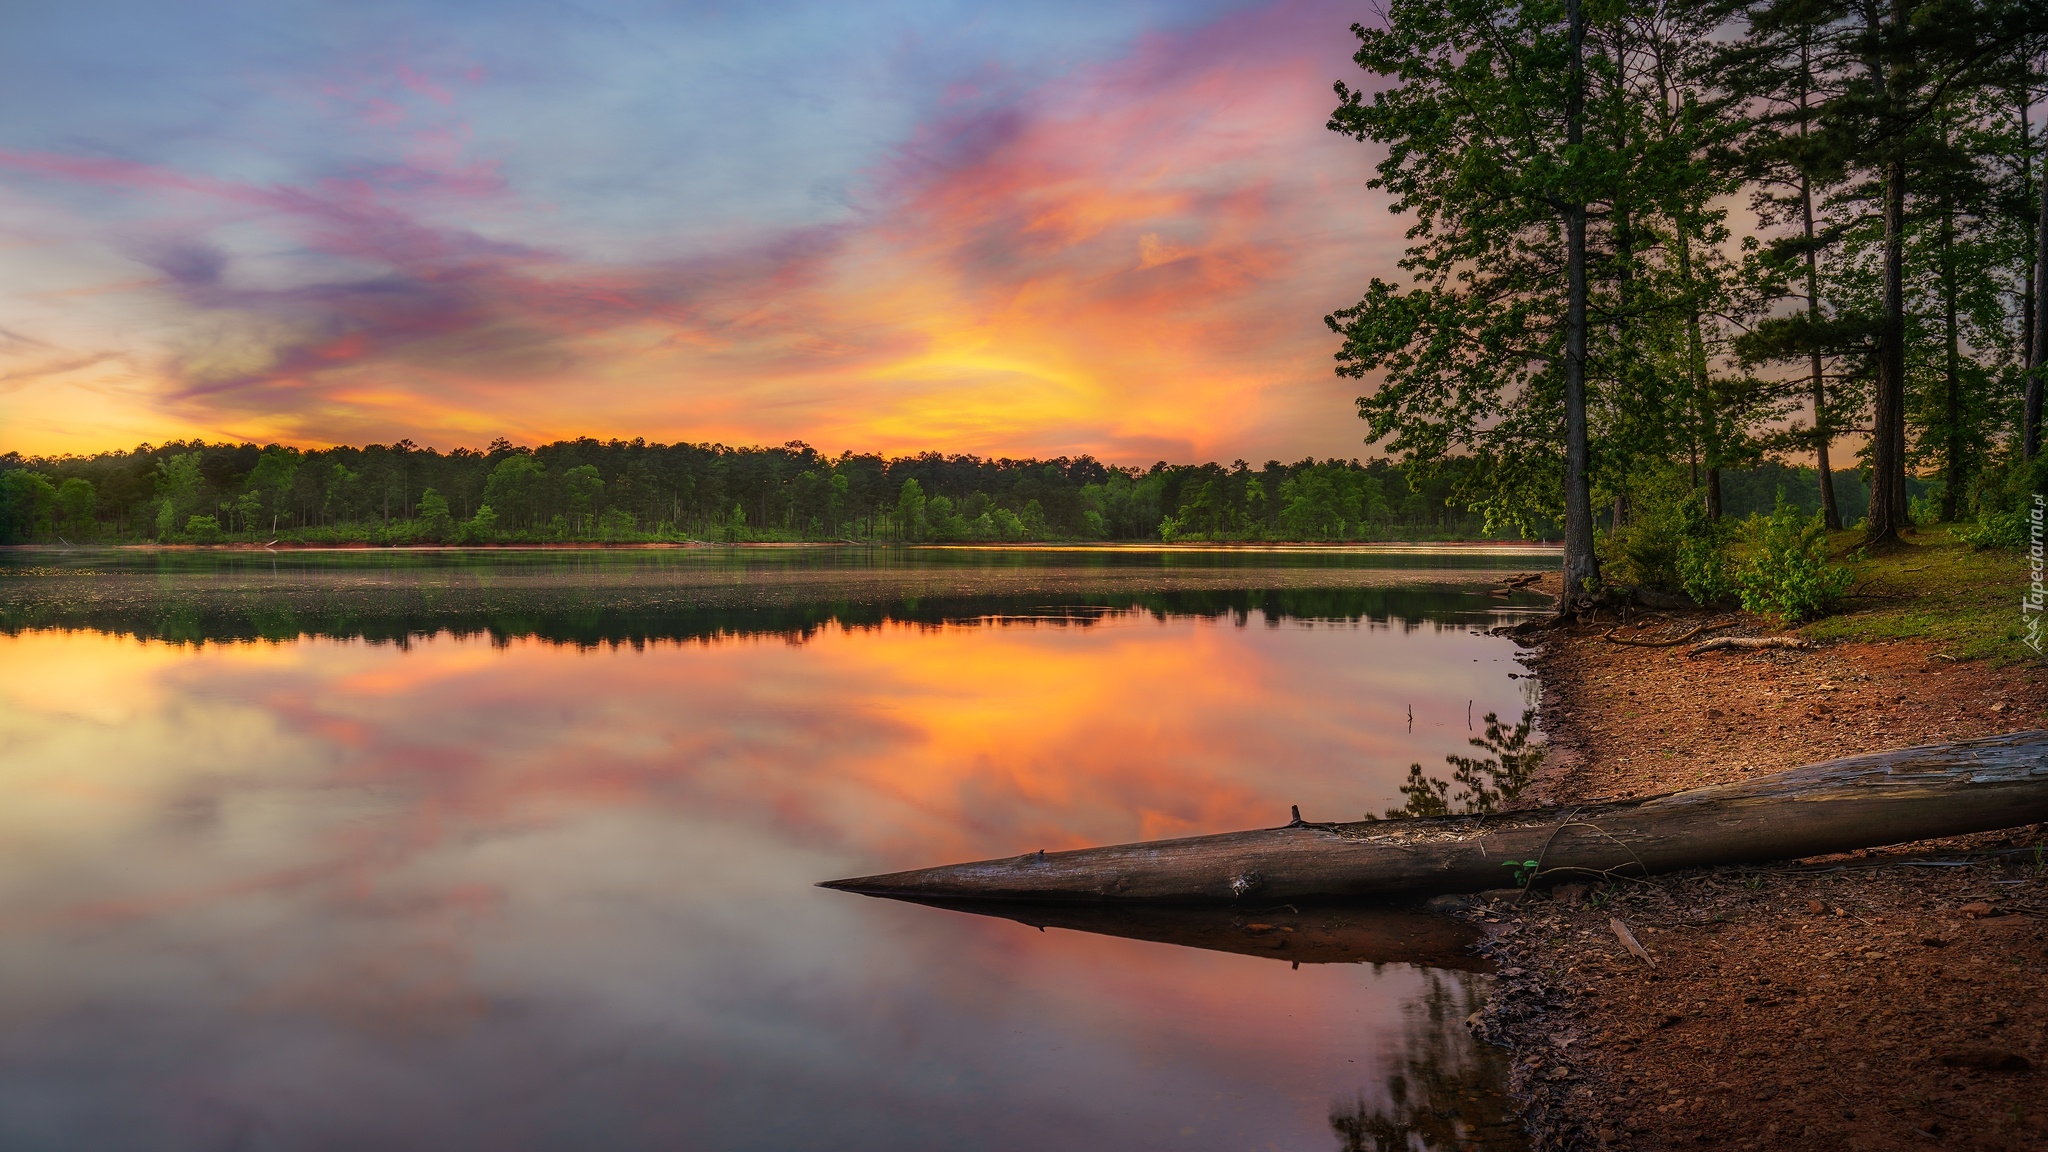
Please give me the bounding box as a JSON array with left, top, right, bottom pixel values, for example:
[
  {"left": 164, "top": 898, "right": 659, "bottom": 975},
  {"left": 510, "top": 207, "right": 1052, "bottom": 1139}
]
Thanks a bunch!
[{"left": 0, "top": 546, "right": 1550, "bottom": 1151}]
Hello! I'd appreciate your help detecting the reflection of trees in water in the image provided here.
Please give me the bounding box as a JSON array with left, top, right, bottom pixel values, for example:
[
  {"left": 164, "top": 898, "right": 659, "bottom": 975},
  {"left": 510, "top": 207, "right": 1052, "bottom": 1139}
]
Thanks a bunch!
[
  {"left": 1382, "top": 710, "right": 1541, "bottom": 819},
  {"left": 1329, "top": 969, "right": 1526, "bottom": 1152},
  {"left": 0, "top": 583, "right": 1532, "bottom": 647}
]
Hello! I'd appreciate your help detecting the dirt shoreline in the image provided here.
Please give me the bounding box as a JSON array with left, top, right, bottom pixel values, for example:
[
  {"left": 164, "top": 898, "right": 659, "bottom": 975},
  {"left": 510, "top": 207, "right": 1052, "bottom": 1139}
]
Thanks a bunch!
[{"left": 1477, "top": 578, "right": 2048, "bottom": 1151}]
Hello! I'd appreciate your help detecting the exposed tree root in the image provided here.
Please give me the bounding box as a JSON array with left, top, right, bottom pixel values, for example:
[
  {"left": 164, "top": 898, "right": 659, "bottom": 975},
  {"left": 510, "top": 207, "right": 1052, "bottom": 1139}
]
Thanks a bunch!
[
  {"left": 1687, "top": 635, "right": 1814, "bottom": 657},
  {"left": 1601, "top": 618, "right": 1736, "bottom": 648}
]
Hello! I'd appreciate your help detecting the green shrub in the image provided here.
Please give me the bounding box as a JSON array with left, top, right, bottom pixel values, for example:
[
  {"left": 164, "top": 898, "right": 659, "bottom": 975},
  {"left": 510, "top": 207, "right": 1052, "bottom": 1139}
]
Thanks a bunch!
[
  {"left": 598, "top": 507, "right": 636, "bottom": 539},
  {"left": 1735, "top": 502, "right": 1852, "bottom": 623},
  {"left": 1956, "top": 456, "right": 2046, "bottom": 551},
  {"left": 461, "top": 504, "right": 500, "bottom": 543},
  {"left": 1602, "top": 487, "right": 1734, "bottom": 604},
  {"left": 415, "top": 488, "right": 456, "bottom": 543},
  {"left": 1954, "top": 506, "right": 2035, "bottom": 550},
  {"left": 184, "top": 514, "right": 223, "bottom": 544},
  {"left": 1908, "top": 488, "right": 1945, "bottom": 526}
]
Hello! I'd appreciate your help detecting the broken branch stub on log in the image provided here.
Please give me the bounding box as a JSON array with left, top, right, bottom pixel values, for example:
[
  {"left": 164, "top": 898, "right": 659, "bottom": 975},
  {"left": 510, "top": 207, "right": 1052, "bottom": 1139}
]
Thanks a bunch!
[{"left": 821, "top": 732, "right": 2048, "bottom": 904}]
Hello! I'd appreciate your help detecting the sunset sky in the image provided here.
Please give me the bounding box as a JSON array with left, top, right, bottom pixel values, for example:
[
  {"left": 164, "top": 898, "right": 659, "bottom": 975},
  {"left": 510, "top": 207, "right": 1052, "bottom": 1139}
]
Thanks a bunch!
[{"left": 0, "top": 0, "right": 1405, "bottom": 464}]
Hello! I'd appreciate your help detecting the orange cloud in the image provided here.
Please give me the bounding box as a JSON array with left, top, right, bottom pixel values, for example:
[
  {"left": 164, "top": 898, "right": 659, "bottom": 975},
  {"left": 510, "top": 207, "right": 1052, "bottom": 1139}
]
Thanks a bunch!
[{"left": 0, "top": 1, "right": 1401, "bottom": 463}]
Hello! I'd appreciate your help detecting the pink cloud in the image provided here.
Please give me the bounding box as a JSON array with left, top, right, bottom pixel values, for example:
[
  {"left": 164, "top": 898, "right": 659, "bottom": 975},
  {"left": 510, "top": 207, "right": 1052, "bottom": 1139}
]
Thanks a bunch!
[{"left": 1, "top": 0, "right": 1403, "bottom": 460}]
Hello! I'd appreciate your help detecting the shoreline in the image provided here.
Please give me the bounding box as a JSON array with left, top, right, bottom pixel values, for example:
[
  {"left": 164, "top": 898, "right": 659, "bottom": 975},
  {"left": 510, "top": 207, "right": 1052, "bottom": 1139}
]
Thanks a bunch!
[
  {"left": 1479, "top": 560, "right": 2047, "bottom": 1151},
  {"left": 0, "top": 539, "right": 1563, "bottom": 553}
]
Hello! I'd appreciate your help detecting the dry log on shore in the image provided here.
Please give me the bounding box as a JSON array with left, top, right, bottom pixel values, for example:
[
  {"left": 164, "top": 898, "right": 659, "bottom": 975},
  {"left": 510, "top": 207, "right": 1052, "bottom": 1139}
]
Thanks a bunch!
[{"left": 822, "top": 732, "right": 2048, "bottom": 904}]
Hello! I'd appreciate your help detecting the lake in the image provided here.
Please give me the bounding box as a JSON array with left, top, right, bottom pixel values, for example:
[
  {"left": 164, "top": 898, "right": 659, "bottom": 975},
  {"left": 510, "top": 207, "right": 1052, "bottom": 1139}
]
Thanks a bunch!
[{"left": 0, "top": 545, "right": 1550, "bottom": 1150}]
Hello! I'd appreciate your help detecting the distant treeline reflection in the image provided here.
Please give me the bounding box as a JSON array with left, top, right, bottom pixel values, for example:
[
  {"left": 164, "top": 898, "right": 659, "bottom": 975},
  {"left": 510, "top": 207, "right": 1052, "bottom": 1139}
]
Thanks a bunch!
[{"left": 0, "top": 585, "right": 1533, "bottom": 647}]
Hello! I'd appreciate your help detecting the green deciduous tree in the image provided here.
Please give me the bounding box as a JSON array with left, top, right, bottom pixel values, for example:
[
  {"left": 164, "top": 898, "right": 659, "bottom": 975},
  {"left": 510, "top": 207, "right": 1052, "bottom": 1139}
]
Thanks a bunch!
[
  {"left": 482, "top": 454, "right": 546, "bottom": 531},
  {"left": 1328, "top": 0, "right": 1606, "bottom": 610},
  {"left": 1, "top": 469, "right": 58, "bottom": 542},
  {"left": 55, "top": 477, "right": 96, "bottom": 536}
]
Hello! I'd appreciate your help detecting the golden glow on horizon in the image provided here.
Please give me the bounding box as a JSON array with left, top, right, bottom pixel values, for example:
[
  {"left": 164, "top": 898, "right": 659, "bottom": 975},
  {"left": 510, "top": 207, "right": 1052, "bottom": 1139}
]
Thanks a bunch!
[{"left": 0, "top": 14, "right": 1390, "bottom": 462}]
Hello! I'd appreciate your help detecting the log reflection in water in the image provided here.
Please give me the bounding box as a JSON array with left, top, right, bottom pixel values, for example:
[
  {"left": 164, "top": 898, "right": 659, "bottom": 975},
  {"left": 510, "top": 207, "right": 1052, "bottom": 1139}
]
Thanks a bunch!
[
  {"left": 877, "top": 897, "right": 1492, "bottom": 969},
  {"left": 1329, "top": 969, "right": 1526, "bottom": 1151}
]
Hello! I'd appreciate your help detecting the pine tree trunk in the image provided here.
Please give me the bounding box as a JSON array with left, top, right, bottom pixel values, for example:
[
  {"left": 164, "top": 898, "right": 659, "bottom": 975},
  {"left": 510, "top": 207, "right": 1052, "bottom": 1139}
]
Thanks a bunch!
[
  {"left": 1798, "top": 137, "right": 1839, "bottom": 528},
  {"left": 1559, "top": 0, "right": 1600, "bottom": 612},
  {"left": 2031, "top": 77, "right": 2048, "bottom": 460},
  {"left": 1941, "top": 207, "right": 1964, "bottom": 523},
  {"left": 1869, "top": 149, "right": 1910, "bottom": 544}
]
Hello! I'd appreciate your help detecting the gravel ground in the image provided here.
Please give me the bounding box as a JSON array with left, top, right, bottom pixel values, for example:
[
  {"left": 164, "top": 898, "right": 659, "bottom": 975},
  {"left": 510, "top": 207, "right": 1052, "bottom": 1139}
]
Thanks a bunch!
[{"left": 1475, "top": 596, "right": 2047, "bottom": 1151}]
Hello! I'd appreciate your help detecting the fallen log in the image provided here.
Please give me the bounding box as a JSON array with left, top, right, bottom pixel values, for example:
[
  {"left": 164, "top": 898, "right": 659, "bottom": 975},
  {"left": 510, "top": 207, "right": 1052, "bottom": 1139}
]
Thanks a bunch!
[
  {"left": 821, "top": 731, "right": 2048, "bottom": 904},
  {"left": 881, "top": 897, "right": 1490, "bottom": 969}
]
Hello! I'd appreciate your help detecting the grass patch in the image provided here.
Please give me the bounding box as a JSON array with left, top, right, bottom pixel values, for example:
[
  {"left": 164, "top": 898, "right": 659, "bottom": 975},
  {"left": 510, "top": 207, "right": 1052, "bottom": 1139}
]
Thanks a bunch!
[{"left": 1800, "top": 526, "right": 2038, "bottom": 664}]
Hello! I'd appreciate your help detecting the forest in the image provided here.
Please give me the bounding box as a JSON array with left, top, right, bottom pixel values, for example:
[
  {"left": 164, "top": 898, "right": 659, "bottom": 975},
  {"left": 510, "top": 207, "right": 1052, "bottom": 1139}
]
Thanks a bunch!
[
  {"left": 1325, "top": 0, "right": 2048, "bottom": 608},
  {"left": 9, "top": 1, "right": 2047, "bottom": 564},
  {"left": 0, "top": 439, "right": 1535, "bottom": 545}
]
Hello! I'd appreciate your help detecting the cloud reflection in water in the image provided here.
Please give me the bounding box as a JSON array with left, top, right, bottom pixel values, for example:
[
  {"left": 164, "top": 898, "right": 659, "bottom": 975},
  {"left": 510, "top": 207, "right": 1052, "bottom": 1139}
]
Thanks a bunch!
[{"left": 0, "top": 612, "right": 1528, "bottom": 1149}]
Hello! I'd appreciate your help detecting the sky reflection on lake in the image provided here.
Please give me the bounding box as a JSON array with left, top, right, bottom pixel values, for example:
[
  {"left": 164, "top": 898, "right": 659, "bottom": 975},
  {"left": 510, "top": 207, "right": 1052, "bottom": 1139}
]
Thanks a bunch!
[{"left": 0, "top": 603, "right": 1533, "bottom": 1149}]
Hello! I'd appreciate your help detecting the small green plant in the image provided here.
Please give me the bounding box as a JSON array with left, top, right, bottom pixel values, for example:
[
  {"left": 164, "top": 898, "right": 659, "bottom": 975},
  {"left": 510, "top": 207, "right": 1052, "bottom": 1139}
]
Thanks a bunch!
[
  {"left": 463, "top": 503, "right": 499, "bottom": 542},
  {"left": 1954, "top": 507, "right": 2032, "bottom": 550},
  {"left": 1735, "top": 500, "right": 1853, "bottom": 623},
  {"left": 1501, "top": 858, "right": 1541, "bottom": 887},
  {"left": 415, "top": 488, "right": 455, "bottom": 542},
  {"left": 1908, "top": 488, "right": 1945, "bottom": 527}
]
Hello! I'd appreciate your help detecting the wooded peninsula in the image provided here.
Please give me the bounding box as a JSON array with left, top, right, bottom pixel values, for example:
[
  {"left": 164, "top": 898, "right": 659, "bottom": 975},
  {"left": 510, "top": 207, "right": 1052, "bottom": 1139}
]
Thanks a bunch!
[{"left": 0, "top": 440, "right": 1870, "bottom": 548}]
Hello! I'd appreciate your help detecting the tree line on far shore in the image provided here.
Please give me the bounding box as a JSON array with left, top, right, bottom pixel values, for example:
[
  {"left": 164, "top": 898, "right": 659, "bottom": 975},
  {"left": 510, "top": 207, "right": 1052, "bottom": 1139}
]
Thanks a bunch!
[{"left": 0, "top": 438, "right": 1533, "bottom": 546}]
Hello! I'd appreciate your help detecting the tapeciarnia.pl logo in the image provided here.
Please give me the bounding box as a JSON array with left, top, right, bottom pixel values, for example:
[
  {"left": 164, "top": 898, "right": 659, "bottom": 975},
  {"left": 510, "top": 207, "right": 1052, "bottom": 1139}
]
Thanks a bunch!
[{"left": 2026, "top": 494, "right": 2044, "bottom": 655}]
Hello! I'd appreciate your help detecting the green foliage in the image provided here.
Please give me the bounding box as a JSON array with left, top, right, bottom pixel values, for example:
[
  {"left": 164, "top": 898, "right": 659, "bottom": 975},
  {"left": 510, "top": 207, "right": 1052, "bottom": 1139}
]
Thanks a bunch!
[
  {"left": 153, "top": 453, "right": 203, "bottom": 527},
  {"left": 482, "top": 454, "right": 546, "bottom": 531},
  {"left": 894, "top": 478, "right": 926, "bottom": 541},
  {"left": 1601, "top": 482, "right": 1736, "bottom": 604},
  {"left": 1328, "top": 0, "right": 1745, "bottom": 547},
  {"left": 184, "top": 514, "right": 223, "bottom": 543},
  {"left": 465, "top": 504, "right": 500, "bottom": 542},
  {"left": 0, "top": 469, "right": 58, "bottom": 542},
  {"left": 1384, "top": 710, "right": 1540, "bottom": 819},
  {"left": 55, "top": 477, "right": 96, "bottom": 534},
  {"left": 246, "top": 447, "right": 299, "bottom": 525},
  {"left": 1277, "top": 464, "right": 1388, "bottom": 540},
  {"left": 723, "top": 503, "right": 747, "bottom": 543},
  {"left": 562, "top": 464, "right": 603, "bottom": 531},
  {"left": 415, "top": 488, "right": 455, "bottom": 542},
  {"left": 0, "top": 438, "right": 1523, "bottom": 546},
  {"left": 1954, "top": 456, "right": 2048, "bottom": 551},
  {"left": 1735, "top": 501, "right": 1853, "bottom": 623},
  {"left": 1953, "top": 506, "right": 2036, "bottom": 551}
]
